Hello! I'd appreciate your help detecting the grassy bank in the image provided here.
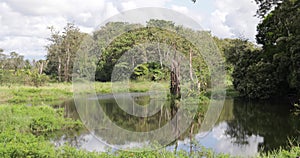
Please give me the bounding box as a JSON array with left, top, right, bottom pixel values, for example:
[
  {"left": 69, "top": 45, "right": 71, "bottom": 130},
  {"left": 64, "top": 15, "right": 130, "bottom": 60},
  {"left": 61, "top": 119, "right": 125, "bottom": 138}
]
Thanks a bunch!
[
  {"left": 0, "top": 81, "right": 168, "bottom": 106},
  {"left": 0, "top": 83, "right": 73, "bottom": 105}
]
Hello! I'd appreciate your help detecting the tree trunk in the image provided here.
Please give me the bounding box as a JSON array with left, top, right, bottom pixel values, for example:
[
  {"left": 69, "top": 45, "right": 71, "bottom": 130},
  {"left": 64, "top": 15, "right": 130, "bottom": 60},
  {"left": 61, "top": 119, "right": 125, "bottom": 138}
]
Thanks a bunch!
[
  {"left": 170, "top": 48, "right": 181, "bottom": 99},
  {"left": 170, "top": 71, "right": 181, "bottom": 98},
  {"left": 170, "top": 46, "right": 181, "bottom": 141},
  {"left": 65, "top": 52, "right": 70, "bottom": 82},
  {"left": 58, "top": 56, "right": 62, "bottom": 82},
  {"left": 159, "top": 105, "right": 163, "bottom": 128},
  {"left": 64, "top": 46, "right": 70, "bottom": 82},
  {"left": 189, "top": 48, "right": 194, "bottom": 82},
  {"left": 157, "top": 42, "right": 163, "bottom": 68},
  {"left": 174, "top": 140, "right": 178, "bottom": 154},
  {"left": 171, "top": 99, "right": 179, "bottom": 136},
  {"left": 189, "top": 123, "right": 195, "bottom": 154},
  {"left": 39, "top": 61, "right": 44, "bottom": 75}
]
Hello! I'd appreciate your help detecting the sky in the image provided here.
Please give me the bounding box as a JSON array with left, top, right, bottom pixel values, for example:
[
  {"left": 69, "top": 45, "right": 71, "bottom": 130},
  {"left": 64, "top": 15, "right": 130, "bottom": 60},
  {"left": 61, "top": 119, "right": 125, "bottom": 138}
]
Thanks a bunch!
[{"left": 0, "top": 0, "right": 260, "bottom": 60}]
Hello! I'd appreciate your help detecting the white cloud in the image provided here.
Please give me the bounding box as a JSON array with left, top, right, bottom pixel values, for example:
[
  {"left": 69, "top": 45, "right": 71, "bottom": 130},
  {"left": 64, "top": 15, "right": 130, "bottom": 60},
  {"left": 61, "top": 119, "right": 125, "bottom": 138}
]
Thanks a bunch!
[
  {"left": 0, "top": 0, "right": 173, "bottom": 59},
  {"left": 0, "top": 0, "right": 121, "bottom": 59},
  {"left": 0, "top": 36, "right": 47, "bottom": 59},
  {"left": 121, "top": 1, "right": 137, "bottom": 10},
  {"left": 169, "top": 5, "right": 204, "bottom": 30},
  {"left": 206, "top": 0, "right": 259, "bottom": 41},
  {"left": 171, "top": 5, "right": 189, "bottom": 15},
  {"left": 194, "top": 122, "right": 264, "bottom": 157},
  {"left": 114, "top": 0, "right": 171, "bottom": 11},
  {"left": 208, "top": 10, "right": 234, "bottom": 37},
  {"left": 0, "top": 0, "right": 259, "bottom": 59}
]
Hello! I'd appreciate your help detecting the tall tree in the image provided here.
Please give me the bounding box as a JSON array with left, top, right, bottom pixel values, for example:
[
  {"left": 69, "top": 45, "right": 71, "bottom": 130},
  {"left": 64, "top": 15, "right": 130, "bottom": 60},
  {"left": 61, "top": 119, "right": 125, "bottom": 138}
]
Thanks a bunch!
[
  {"left": 256, "top": 0, "right": 300, "bottom": 94},
  {"left": 8, "top": 52, "right": 25, "bottom": 73},
  {"left": 228, "top": 0, "right": 300, "bottom": 99},
  {"left": 46, "top": 26, "right": 63, "bottom": 81},
  {"left": 46, "top": 23, "right": 87, "bottom": 82}
]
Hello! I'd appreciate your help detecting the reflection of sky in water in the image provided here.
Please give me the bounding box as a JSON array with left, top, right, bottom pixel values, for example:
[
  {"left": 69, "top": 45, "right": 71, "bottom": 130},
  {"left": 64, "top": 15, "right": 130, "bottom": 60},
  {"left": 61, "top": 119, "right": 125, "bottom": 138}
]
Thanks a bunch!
[
  {"left": 167, "top": 122, "right": 264, "bottom": 157},
  {"left": 53, "top": 132, "right": 150, "bottom": 152},
  {"left": 52, "top": 133, "right": 107, "bottom": 152},
  {"left": 54, "top": 121, "right": 263, "bottom": 157},
  {"left": 80, "top": 134, "right": 107, "bottom": 152}
]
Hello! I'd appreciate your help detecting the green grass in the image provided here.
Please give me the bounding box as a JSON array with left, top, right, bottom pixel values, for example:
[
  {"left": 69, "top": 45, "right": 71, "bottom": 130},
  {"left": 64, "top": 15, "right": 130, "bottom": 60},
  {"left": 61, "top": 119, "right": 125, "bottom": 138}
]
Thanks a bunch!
[
  {"left": 0, "top": 105, "right": 82, "bottom": 134},
  {"left": 0, "top": 81, "right": 169, "bottom": 106},
  {"left": 258, "top": 146, "right": 300, "bottom": 158},
  {"left": 0, "top": 83, "right": 73, "bottom": 105},
  {"left": 93, "top": 81, "right": 169, "bottom": 94},
  {"left": 0, "top": 104, "right": 83, "bottom": 158}
]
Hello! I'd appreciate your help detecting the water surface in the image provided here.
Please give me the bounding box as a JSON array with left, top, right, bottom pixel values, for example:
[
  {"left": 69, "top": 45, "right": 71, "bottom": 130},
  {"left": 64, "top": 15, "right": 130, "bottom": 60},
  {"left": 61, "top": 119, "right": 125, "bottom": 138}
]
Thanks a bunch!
[{"left": 52, "top": 94, "right": 300, "bottom": 156}]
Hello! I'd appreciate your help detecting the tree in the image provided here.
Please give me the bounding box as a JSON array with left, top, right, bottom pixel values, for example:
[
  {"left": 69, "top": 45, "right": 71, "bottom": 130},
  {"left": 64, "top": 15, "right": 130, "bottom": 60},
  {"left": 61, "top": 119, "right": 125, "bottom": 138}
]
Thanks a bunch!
[
  {"left": 94, "top": 19, "right": 226, "bottom": 101},
  {"left": 257, "top": 0, "right": 300, "bottom": 95},
  {"left": 224, "top": 39, "right": 278, "bottom": 99},
  {"left": 46, "top": 26, "right": 63, "bottom": 81},
  {"left": 8, "top": 52, "right": 25, "bottom": 73},
  {"left": 95, "top": 20, "right": 210, "bottom": 98},
  {"left": 46, "top": 23, "right": 87, "bottom": 82},
  {"left": 0, "top": 50, "right": 7, "bottom": 69},
  {"left": 94, "top": 22, "right": 142, "bottom": 81},
  {"left": 228, "top": 0, "right": 300, "bottom": 99},
  {"left": 254, "top": 0, "right": 284, "bottom": 17}
]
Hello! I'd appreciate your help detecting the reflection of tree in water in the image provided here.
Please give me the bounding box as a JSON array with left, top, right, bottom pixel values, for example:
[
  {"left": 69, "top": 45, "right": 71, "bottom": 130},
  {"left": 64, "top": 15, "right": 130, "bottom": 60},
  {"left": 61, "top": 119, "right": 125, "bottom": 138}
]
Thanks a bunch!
[
  {"left": 224, "top": 99, "right": 300, "bottom": 152},
  {"left": 100, "top": 97, "right": 172, "bottom": 132},
  {"left": 225, "top": 122, "right": 250, "bottom": 146},
  {"left": 61, "top": 94, "right": 203, "bottom": 148}
]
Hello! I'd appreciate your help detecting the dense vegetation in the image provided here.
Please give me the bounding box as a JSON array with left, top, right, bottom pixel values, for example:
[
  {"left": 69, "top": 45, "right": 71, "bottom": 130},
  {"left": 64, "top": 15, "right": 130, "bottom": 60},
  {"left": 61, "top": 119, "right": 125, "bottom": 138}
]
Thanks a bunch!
[
  {"left": 0, "top": 51, "right": 49, "bottom": 87},
  {"left": 224, "top": 0, "right": 300, "bottom": 100}
]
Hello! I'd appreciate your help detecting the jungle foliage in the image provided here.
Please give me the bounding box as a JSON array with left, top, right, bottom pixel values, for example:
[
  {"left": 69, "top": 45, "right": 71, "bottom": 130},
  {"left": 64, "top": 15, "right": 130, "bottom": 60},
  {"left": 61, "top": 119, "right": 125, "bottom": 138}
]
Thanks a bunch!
[{"left": 225, "top": 0, "right": 300, "bottom": 99}]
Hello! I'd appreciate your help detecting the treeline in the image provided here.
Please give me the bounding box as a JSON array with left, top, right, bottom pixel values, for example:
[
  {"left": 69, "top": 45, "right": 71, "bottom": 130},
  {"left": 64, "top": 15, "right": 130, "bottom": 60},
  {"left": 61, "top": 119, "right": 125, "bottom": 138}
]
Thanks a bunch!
[
  {"left": 1, "top": 19, "right": 254, "bottom": 93},
  {"left": 1, "top": 20, "right": 240, "bottom": 89},
  {"left": 0, "top": 50, "right": 49, "bottom": 86},
  {"left": 45, "top": 19, "right": 239, "bottom": 90}
]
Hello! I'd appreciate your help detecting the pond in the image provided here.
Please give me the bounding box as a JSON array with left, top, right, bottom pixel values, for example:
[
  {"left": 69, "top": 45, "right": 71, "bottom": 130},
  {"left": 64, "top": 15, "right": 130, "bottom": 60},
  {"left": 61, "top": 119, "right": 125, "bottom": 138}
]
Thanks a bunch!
[{"left": 52, "top": 93, "right": 300, "bottom": 157}]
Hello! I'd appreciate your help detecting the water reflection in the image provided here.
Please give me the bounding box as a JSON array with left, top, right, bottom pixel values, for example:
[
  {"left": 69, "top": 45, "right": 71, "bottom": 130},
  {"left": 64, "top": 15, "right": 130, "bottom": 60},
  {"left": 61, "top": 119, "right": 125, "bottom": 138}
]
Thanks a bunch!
[
  {"left": 167, "top": 122, "right": 264, "bottom": 157},
  {"left": 223, "top": 98, "right": 300, "bottom": 153},
  {"left": 52, "top": 95, "right": 300, "bottom": 156}
]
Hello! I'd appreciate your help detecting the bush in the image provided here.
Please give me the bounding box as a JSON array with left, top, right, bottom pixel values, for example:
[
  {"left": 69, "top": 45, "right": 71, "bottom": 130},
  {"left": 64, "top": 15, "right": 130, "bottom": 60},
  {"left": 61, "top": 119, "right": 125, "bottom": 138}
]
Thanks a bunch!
[
  {"left": 0, "top": 69, "right": 49, "bottom": 87},
  {"left": 0, "top": 105, "right": 82, "bottom": 134},
  {"left": 0, "top": 131, "right": 56, "bottom": 158}
]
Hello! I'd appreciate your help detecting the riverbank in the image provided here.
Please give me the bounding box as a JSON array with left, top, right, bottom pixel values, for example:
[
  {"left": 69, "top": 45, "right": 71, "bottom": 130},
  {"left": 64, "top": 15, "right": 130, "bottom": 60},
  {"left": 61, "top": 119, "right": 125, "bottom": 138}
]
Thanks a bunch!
[
  {"left": 0, "top": 81, "right": 168, "bottom": 106},
  {"left": 0, "top": 82, "right": 299, "bottom": 157}
]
